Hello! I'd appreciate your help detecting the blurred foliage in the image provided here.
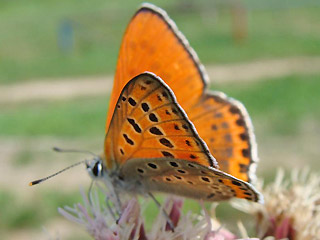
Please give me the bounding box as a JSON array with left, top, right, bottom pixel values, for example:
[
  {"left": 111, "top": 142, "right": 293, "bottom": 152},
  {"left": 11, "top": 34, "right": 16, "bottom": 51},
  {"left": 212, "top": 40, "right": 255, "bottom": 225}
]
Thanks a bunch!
[
  {"left": 1, "top": 0, "right": 320, "bottom": 83},
  {"left": 1, "top": 74, "right": 319, "bottom": 137},
  {"left": 12, "top": 150, "right": 35, "bottom": 166},
  {"left": 0, "top": 189, "right": 81, "bottom": 231}
]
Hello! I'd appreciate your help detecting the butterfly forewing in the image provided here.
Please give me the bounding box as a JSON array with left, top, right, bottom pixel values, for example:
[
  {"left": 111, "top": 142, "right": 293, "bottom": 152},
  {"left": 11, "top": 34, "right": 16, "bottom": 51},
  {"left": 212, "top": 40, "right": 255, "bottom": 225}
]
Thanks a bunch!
[
  {"left": 104, "top": 73, "right": 217, "bottom": 169},
  {"left": 106, "top": 4, "right": 207, "bottom": 131},
  {"left": 120, "top": 158, "right": 262, "bottom": 202},
  {"left": 188, "top": 92, "right": 257, "bottom": 182}
]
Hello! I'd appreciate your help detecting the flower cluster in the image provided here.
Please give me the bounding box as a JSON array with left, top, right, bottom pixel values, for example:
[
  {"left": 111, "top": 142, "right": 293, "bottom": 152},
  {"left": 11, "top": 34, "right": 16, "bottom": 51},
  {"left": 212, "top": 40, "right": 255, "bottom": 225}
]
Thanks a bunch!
[
  {"left": 59, "top": 168, "right": 320, "bottom": 240},
  {"left": 59, "top": 187, "right": 256, "bottom": 240},
  {"left": 232, "top": 169, "right": 320, "bottom": 240}
]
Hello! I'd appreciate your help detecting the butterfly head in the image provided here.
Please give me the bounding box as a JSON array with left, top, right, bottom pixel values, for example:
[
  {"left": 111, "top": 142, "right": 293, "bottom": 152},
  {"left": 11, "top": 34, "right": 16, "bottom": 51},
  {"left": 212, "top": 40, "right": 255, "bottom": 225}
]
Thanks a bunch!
[{"left": 86, "top": 156, "right": 104, "bottom": 179}]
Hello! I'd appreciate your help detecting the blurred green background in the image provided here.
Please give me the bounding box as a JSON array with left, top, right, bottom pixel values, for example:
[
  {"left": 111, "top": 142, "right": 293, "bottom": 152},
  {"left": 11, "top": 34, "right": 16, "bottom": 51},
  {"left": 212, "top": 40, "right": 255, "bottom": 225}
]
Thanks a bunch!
[{"left": 1, "top": 0, "right": 319, "bottom": 239}]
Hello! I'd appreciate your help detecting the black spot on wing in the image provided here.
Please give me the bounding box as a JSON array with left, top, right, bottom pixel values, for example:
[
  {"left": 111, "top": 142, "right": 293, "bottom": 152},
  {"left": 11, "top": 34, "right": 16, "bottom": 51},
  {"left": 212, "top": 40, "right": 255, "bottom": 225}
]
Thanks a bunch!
[
  {"left": 165, "top": 177, "right": 172, "bottom": 182},
  {"left": 147, "top": 163, "right": 158, "bottom": 169},
  {"left": 149, "top": 127, "right": 163, "bottom": 135},
  {"left": 201, "top": 177, "right": 210, "bottom": 182},
  {"left": 162, "top": 91, "right": 168, "bottom": 99},
  {"left": 187, "top": 163, "right": 195, "bottom": 168},
  {"left": 141, "top": 102, "right": 150, "bottom": 112},
  {"left": 162, "top": 151, "right": 175, "bottom": 158},
  {"left": 123, "top": 134, "right": 134, "bottom": 145},
  {"left": 242, "top": 148, "right": 250, "bottom": 158},
  {"left": 236, "top": 119, "right": 245, "bottom": 126},
  {"left": 239, "top": 163, "right": 249, "bottom": 173},
  {"left": 128, "top": 97, "right": 137, "bottom": 106},
  {"left": 145, "top": 80, "right": 152, "bottom": 85},
  {"left": 140, "top": 85, "right": 146, "bottom": 91},
  {"left": 229, "top": 106, "right": 240, "bottom": 114},
  {"left": 232, "top": 180, "right": 242, "bottom": 186},
  {"left": 169, "top": 161, "right": 179, "bottom": 167},
  {"left": 127, "top": 118, "right": 142, "bottom": 133},
  {"left": 149, "top": 113, "right": 158, "bottom": 122},
  {"left": 159, "top": 138, "right": 174, "bottom": 148},
  {"left": 172, "top": 108, "right": 178, "bottom": 115},
  {"left": 137, "top": 168, "right": 144, "bottom": 173},
  {"left": 239, "top": 133, "right": 249, "bottom": 141}
]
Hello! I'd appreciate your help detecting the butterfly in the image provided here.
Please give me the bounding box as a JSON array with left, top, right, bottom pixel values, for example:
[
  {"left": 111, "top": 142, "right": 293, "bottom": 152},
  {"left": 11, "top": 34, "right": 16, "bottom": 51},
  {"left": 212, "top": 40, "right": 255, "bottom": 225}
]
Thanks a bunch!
[
  {"left": 30, "top": 3, "right": 261, "bottom": 203},
  {"left": 93, "top": 3, "right": 262, "bottom": 203}
]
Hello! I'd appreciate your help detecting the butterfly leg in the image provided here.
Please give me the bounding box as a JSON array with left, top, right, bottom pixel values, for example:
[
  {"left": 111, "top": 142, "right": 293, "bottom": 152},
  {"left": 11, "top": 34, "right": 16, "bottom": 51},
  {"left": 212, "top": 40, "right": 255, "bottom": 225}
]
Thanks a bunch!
[
  {"left": 113, "top": 188, "right": 122, "bottom": 217},
  {"left": 148, "top": 192, "right": 175, "bottom": 232},
  {"left": 105, "top": 195, "right": 118, "bottom": 222},
  {"left": 87, "top": 180, "right": 118, "bottom": 221},
  {"left": 87, "top": 180, "right": 95, "bottom": 206}
]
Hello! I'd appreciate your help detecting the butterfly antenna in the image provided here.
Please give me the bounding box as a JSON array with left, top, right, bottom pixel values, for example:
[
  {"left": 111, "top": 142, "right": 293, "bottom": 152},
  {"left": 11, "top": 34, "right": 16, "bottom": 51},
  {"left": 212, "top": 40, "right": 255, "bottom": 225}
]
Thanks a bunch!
[
  {"left": 53, "top": 146, "right": 98, "bottom": 157},
  {"left": 29, "top": 160, "right": 86, "bottom": 186}
]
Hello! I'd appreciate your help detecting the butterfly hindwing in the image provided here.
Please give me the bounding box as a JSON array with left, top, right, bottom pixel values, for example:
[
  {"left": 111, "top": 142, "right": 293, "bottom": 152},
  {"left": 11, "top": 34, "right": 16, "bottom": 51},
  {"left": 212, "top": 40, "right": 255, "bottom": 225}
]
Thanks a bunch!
[
  {"left": 120, "top": 158, "right": 262, "bottom": 202},
  {"left": 188, "top": 92, "right": 257, "bottom": 183},
  {"left": 104, "top": 73, "right": 217, "bottom": 169}
]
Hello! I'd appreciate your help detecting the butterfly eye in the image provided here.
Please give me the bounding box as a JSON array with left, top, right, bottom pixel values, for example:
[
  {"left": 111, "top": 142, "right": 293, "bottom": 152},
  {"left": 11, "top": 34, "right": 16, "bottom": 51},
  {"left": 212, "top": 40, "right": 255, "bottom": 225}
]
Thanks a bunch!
[{"left": 88, "top": 160, "right": 103, "bottom": 178}]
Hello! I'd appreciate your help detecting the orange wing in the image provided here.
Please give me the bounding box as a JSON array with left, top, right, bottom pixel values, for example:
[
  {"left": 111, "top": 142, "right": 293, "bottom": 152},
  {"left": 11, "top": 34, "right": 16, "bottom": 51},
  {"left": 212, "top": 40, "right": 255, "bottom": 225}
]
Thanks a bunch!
[
  {"left": 106, "top": 3, "right": 208, "bottom": 131},
  {"left": 187, "top": 92, "right": 257, "bottom": 182},
  {"left": 104, "top": 73, "right": 217, "bottom": 170},
  {"left": 106, "top": 3, "right": 257, "bottom": 183}
]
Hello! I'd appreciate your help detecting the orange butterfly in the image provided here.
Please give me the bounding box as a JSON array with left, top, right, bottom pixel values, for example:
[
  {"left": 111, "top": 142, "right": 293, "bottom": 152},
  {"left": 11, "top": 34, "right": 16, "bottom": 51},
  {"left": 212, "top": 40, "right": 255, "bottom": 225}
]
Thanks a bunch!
[
  {"left": 100, "top": 3, "right": 261, "bottom": 202},
  {"left": 31, "top": 3, "right": 261, "bottom": 203}
]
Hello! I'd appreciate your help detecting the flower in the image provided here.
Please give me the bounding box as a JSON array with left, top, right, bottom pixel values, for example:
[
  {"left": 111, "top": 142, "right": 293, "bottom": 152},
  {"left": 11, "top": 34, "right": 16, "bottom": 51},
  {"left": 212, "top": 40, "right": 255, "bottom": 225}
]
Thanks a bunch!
[
  {"left": 232, "top": 168, "right": 320, "bottom": 240},
  {"left": 59, "top": 185, "right": 259, "bottom": 240}
]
